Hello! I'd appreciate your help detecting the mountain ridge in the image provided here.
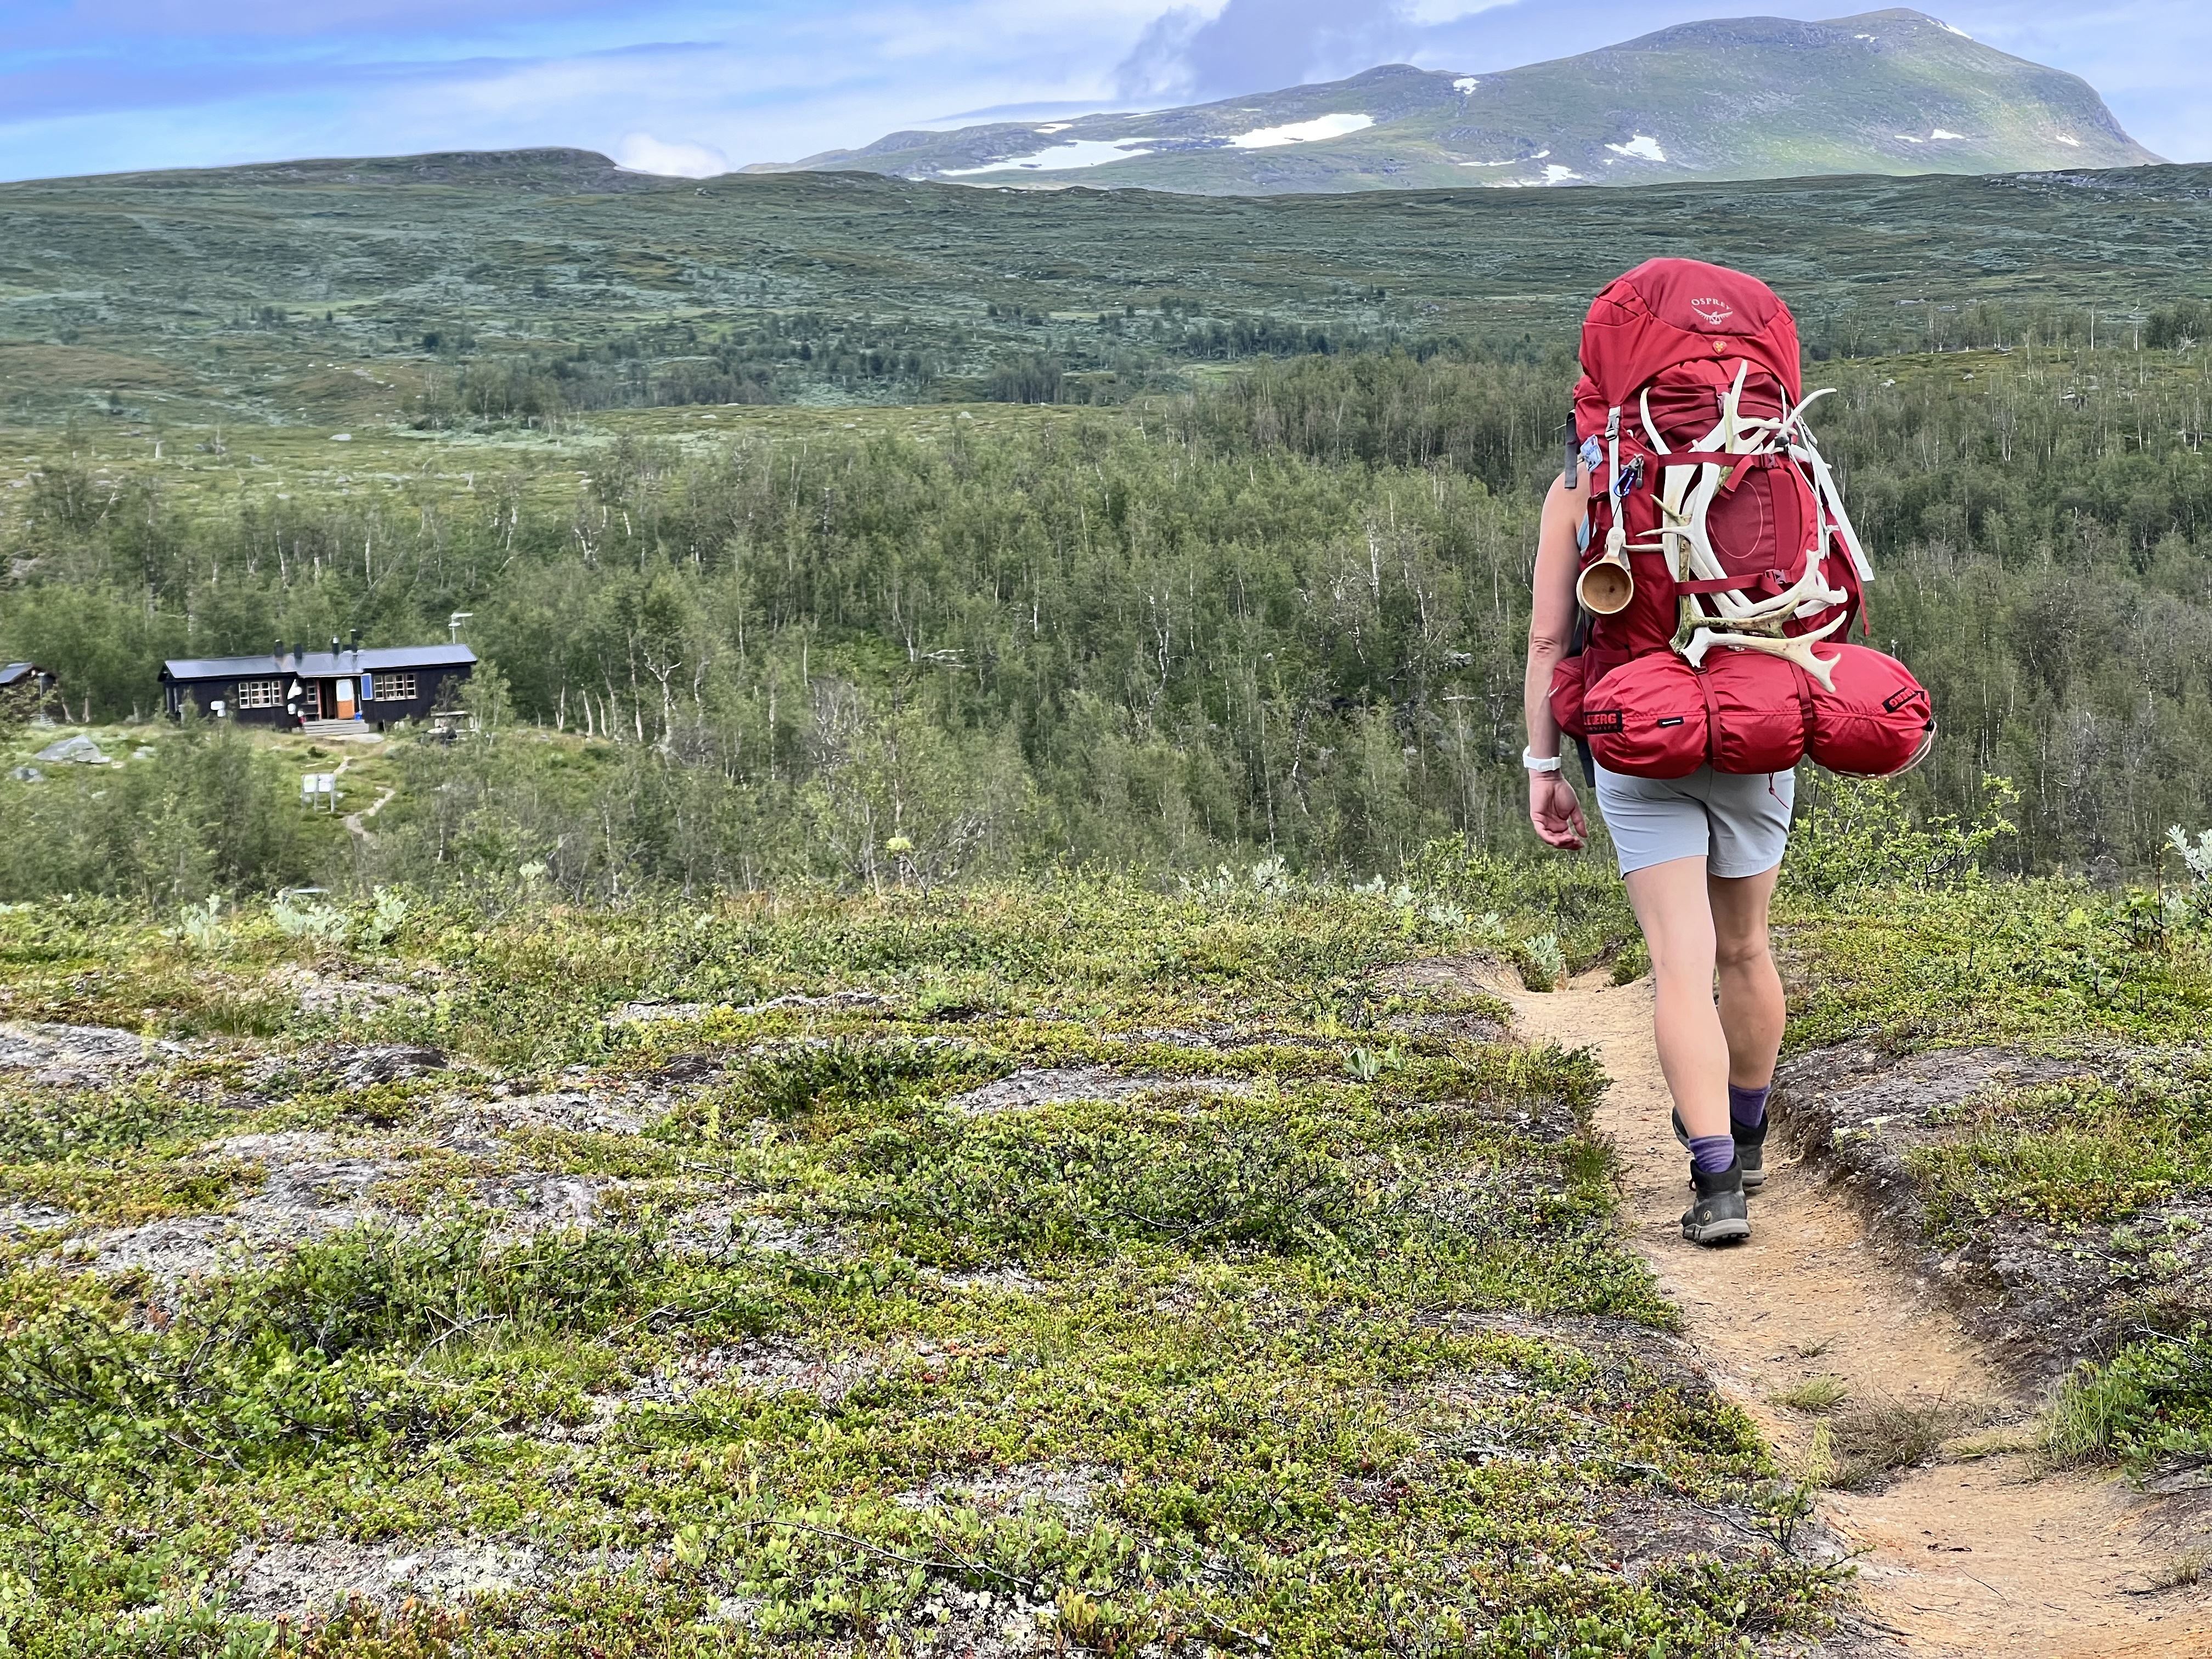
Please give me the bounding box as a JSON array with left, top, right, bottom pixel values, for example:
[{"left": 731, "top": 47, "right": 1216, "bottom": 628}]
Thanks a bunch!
[{"left": 747, "top": 8, "right": 2157, "bottom": 194}]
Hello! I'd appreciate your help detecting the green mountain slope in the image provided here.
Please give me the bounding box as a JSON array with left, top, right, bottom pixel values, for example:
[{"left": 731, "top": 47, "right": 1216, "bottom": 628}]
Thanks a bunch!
[
  {"left": 5, "top": 153, "right": 2211, "bottom": 429},
  {"left": 750, "top": 8, "right": 2157, "bottom": 194}
]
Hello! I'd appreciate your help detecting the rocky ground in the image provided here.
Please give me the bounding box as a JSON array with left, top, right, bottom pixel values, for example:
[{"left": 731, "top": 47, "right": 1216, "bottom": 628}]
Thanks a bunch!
[{"left": 1778, "top": 1042, "right": 2212, "bottom": 1387}]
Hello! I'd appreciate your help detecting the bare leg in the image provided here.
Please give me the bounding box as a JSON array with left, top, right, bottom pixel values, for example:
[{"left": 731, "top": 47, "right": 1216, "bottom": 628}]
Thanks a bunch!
[
  {"left": 1622, "top": 855, "right": 1728, "bottom": 1140},
  {"left": 1708, "top": 865, "right": 1785, "bottom": 1091}
]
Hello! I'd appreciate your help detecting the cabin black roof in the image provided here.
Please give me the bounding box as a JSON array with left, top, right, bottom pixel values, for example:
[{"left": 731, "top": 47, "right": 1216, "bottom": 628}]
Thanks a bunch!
[
  {"left": 0, "top": 663, "right": 48, "bottom": 688},
  {"left": 160, "top": 644, "right": 477, "bottom": 682}
]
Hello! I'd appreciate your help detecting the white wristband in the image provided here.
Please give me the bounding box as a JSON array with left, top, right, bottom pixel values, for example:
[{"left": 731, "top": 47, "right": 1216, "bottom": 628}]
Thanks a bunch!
[{"left": 1522, "top": 747, "right": 1562, "bottom": 774}]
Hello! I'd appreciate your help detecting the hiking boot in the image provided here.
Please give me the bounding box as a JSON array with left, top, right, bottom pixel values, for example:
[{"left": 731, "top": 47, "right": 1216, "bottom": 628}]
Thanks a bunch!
[
  {"left": 1731, "top": 1111, "right": 1769, "bottom": 1195},
  {"left": 1680, "top": 1160, "right": 1752, "bottom": 1247},
  {"left": 1673, "top": 1107, "right": 1769, "bottom": 1195}
]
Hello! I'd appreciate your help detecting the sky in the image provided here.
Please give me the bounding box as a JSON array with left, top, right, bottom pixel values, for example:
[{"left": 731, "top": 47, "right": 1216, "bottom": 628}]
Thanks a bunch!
[{"left": 1, "top": 0, "right": 2206, "bottom": 184}]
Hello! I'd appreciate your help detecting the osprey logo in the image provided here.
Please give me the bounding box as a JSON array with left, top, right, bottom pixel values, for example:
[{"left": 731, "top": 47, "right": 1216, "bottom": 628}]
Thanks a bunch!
[{"left": 1689, "top": 296, "right": 1736, "bottom": 327}]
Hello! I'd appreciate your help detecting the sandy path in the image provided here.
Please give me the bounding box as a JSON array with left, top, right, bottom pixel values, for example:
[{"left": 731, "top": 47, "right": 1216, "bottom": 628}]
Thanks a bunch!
[
  {"left": 343, "top": 786, "right": 395, "bottom": 843},
  {"left": 1502, "top": 968, "right": 2212, "bottom": 1657}
]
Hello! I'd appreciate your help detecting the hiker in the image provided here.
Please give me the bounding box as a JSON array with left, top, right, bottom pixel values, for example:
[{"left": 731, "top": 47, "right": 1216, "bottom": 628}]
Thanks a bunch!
[{"left": 1520, "top": 258, "right": 1932, "bottom": 1248}]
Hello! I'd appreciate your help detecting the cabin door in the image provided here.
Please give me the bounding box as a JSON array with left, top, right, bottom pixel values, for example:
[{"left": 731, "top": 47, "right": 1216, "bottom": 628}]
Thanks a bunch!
[{"left": 332, "top": 678, "right": 357, "bottom": 720}]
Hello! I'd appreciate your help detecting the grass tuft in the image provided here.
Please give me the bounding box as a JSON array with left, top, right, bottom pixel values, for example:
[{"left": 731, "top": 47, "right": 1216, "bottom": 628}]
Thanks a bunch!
[
  {"left": 1772, "top": 1374, "right": 1850, "bottom": 1414},
  {"left": 1821, "top": 1398, "right": 1979, "bottom": 1489}
]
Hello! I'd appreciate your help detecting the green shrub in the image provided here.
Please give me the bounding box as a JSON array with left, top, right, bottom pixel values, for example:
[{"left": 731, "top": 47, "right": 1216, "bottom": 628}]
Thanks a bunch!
[
  {"left": 0, "top": 720, "right": 316, "bottom": 902},
  {"left": 1785, "top": 775, "right": 2017, "bottom": 898},
  {"left": 263, "top": 1218, "right": 671, "bottom": 1358},
  {"left": 2050, "top": 1327, "right": 2212, "bottom": 1466},
  {"left": 821, "top": 1110, "right": 1362, "bottom": 1265}
]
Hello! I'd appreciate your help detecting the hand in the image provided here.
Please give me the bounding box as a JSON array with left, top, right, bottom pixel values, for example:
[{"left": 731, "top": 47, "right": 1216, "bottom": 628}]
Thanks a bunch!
[{"left": 1529, "top": 771, "right": 1588, "bottom": 850}]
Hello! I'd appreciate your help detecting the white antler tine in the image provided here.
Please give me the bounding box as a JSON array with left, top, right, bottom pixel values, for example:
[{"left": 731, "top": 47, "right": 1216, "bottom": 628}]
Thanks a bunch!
[
  {"left": 1692, "top": 615, "right": 1848, "bottom": 691},
  {"left": 1721, "top": 362, "right": 1750, "bottom": 452},
  {"left": 1778, "top": 386, "right": 1835, "bottom": 442}
]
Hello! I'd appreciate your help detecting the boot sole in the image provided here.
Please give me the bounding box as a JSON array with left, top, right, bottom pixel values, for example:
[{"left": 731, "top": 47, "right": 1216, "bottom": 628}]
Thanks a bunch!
[{"left": 1683, "top": 1216, "right": 1752, "bottom": 1246}]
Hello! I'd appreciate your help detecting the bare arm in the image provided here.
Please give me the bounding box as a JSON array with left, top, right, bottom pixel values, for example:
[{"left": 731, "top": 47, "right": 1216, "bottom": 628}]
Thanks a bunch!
[{"left": 1525, "top": 473, "right": 1591, "bottom": 850}]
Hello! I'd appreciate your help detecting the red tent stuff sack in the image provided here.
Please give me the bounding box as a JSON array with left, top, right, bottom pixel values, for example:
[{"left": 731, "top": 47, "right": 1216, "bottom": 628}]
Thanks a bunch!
[
  {"left": 1545, "top": 256, "right": 1934, "bottom": 778},
  {"left": 1580, "top": 643, "right": 1934, "bottom": 780}
]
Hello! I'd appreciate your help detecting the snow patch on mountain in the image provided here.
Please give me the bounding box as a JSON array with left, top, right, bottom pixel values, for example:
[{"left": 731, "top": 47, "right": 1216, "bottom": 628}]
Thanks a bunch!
[
  {"left": 1605, "top": 134, "right": 1667, "bottom": 162},
  {"left": 1453, "top": 77, "right": 1480, "bottom": 93},
  {"left": 1228, "top": 113, "right": 1373, "bottom": 149},
  {"left": 1484, "top": 160, "right": 1583, "bottom": 189},
  {"left": 943, "top": 139, "right": 1156, "bottom": 176}
]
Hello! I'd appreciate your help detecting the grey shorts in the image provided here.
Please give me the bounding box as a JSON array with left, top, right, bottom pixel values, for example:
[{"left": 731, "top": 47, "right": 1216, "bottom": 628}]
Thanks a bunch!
[{"left": 1593, "top": 763, "right": 1796, "bottom": 878}]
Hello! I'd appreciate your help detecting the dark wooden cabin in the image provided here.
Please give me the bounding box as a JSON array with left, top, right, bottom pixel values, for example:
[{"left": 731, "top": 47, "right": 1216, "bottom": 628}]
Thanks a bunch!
[
  {"left": 1, "top": 663, "right": 59, "bottom": 721},
  {"left": 160, "top": 642, "right": 476, "bottom": 732}
]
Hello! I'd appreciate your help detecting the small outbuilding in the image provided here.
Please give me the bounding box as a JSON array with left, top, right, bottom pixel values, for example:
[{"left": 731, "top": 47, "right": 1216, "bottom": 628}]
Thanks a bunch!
[
  {"left": 0, "top": 663, "right": 58, "bottom": 723},
  {"left": 160, "top": 640, "right": 476, "bottom": 732}
]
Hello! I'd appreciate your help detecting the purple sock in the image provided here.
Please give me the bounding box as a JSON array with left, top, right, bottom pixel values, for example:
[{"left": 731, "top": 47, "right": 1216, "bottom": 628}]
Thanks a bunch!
[
  {"left": 1728, "top": 1082, "right": 1770, "bottom": 1131},
  {"left": 1688, "top": 1133, "right": 1736, "bottom": 1176}
]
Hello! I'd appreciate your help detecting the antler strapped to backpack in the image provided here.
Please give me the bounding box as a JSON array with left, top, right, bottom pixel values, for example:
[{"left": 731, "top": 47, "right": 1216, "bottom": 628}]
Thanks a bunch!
[{"left": 1631, "top": 364, "right": 1858, "bottom": 689}]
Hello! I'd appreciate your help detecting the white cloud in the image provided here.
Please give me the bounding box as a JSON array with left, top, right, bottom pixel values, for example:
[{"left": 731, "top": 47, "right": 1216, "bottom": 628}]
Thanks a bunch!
[
  {"left": 1403, "top": 0, "right": 1512, "bottom": 19},
  {"left": 1115, "top": 0, "right": 1412, "bottom": 102},
  {"left": 613, "top": 132, "right": 727, "bottom": 177}
]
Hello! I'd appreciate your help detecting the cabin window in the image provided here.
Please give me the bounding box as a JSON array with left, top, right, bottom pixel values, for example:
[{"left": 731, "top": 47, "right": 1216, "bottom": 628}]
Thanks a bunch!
[
  {"left": 373, "top": 672, "right": 418, "bottom": 701},
  {"left": 233, "top": 679, "right": 284, "bottom": 709}
]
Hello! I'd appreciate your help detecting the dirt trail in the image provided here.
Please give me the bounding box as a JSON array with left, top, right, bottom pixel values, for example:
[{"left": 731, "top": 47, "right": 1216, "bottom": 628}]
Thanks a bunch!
[
  {"left": 342, "top": 786, "right": 394, "bottom": 843},
  {"left": 1502, "top": 968, "right": 2212, "bottom": 1658}
]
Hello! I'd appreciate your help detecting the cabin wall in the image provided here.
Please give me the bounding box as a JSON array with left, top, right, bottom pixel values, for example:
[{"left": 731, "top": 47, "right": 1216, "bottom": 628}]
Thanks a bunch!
[
  {"left": 164, "top": 662, "right": 473, "bottom": 729},
  {"left": 163, "top": 683, "right": 291, "bottom": 727},
  {"left": 356, "top": 665, "right": 472, "bottom": 727}
]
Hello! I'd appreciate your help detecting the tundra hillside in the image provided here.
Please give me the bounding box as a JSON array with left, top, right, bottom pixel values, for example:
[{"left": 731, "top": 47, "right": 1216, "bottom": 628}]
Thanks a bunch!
[
  {"left": 0, "top": 861, "right": 1848, "bottom": 1655},
  {"left": 13, "top": 791, "right": 2212, "bottom": 1650}
]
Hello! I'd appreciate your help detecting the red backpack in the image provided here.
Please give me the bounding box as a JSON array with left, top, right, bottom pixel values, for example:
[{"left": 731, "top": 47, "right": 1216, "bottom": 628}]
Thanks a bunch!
[{"left": 1548, "top": 258, "right": 1934, "bottom": 779}]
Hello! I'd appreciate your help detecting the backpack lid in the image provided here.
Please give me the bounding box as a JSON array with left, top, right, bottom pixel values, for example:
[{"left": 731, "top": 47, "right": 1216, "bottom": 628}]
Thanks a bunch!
[{"left": 1576, "top": 257, "right": 1803, "bottom": 410}]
